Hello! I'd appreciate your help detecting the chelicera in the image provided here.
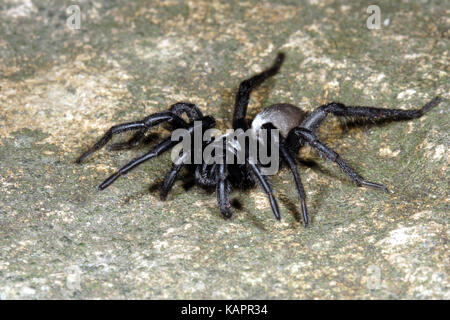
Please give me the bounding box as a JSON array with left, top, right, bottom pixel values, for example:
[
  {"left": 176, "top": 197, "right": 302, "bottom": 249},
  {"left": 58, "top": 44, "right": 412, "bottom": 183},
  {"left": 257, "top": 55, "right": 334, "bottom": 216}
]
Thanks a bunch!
[{"left": 76, "top": 53, "right": 441, "bottom": 226}]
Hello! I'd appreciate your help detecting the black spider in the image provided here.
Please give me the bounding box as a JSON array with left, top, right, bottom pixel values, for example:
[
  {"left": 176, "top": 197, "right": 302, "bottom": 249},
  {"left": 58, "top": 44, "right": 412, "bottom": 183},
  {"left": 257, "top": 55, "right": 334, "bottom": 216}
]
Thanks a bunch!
[{"left": 76, "top": 53, "right": 442, "bottom": 226}]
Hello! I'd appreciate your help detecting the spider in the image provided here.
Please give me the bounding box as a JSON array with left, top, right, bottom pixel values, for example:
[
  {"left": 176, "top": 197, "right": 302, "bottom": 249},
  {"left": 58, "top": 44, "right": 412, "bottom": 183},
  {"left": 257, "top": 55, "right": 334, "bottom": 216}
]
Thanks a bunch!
[{"left": 76, "top": 53, "right": 441, "bottom": 227}]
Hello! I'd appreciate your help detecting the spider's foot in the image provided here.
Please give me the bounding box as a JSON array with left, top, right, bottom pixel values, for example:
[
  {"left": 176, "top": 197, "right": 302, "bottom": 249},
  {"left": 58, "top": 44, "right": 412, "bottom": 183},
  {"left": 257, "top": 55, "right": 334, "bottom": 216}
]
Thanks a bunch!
[
  {"left": 360, "top": 180, "right": 389, "bottom": 192},
  {"left": 75, "top": 152, "right": 89, "bottom": 164},
  {"left": 301, "top": 200, "right": 310, "bottom": 227},
  {"left": 220, "top": 207, "right": 233, "bottom": 220},
  {"left": 159, "top": 192, "right": 168, "bottom": 201},
  {"left": 159, "top": 187, "right": 172, "bottom": 201},
  {"left": 98, "top": 172, "right": 121, "bottom": 190},
  {"left": 421, "top": 96, "right": 442, "bottom": 114},
  {"left": 270, "top": 198, "right": 282, "bottom": 221}
]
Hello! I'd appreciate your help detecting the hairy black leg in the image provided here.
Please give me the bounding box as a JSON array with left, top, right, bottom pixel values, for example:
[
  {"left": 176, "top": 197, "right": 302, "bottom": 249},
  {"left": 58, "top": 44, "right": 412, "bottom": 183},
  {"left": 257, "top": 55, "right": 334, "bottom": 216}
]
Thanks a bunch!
[
  {"left": 279, "top": 142, "right": 309, "bottom": 226},
  {"left": 98, "top": 137, "right": 179, "bottom": 190},
  {"left": 233, "top": 53, "right": 286, "bottom": 130},
  {"left": 98, "top": 115, "right": 216, "bottom": 191},
  {"left": 76, "top": 112, "right": 187, "bottom": 163},
  {"left": 216, "top": 163, "right": 233, "bottom": 219},
  {"left": 302, "top": 97, "right": 442, "bottom": 132},
  {"left": 170, "top": 102, "right": 203, "bottom": 121},
  {"left": 247, "top": 162, "right": 281, "bottom": 220},
  {"left": 216, "top": 139, "right": 233, "bottom": 218},
  {"left": 76, "top": 122, "right": 147, "bottom": 163},
  {"left": 292, "top": 128, "right": 388, "bottom": 192},
  {"left": 159, "top": 150, "right": 189, "bottom": 200},
  {"left": 160, "top": 163, "right": 184, "bottom": 200},
  {"left": 228, "top": 163, "right": 255, "bottom": 189},
  {"left": 107, "top": 103, "right": 202, "bottom": 152},
  {"left": 195, "top": 163, "right": 217, "bottom": 187}
]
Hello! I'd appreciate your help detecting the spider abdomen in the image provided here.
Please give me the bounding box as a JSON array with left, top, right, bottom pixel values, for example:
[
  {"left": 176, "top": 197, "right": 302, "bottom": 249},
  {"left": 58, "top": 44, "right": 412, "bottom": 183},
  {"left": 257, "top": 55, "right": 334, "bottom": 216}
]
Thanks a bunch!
[{"left": 251, "top": 103, "right": 306, "bottom": 138}]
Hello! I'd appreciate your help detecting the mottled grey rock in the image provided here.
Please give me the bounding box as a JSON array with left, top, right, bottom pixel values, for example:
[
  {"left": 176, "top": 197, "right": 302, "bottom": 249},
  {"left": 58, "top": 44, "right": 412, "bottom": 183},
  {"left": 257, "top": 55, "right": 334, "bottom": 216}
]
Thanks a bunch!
[{"left": 0, "top": 0, "right": 448, "bottom": 299}]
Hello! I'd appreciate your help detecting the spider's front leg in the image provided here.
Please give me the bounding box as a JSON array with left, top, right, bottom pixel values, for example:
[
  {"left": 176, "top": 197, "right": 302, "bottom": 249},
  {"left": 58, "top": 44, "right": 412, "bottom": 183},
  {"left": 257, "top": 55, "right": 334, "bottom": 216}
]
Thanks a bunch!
[
  {"left": 214, "top": 138, "right": 282, "bottom": 221},
  {"left": 76, "top": 111, "right": 187, "bottom": 163},
  {"left": 216, "top": 162, "right": 233, "bottom": 219},
  {"left": 159, "top": 150, "right": 188, "bottom": 200},
  {"left": 76, "top": 102, "right": 204, "bottom": 161},
  {"left": 259, "top": 122, "right": 309, "bottom": 226},
  {"left": 109, "top": 103, "right": 204, "bottom": 151},
  {"left": 98, "top": 136, "right": 181, "bottom": 190},
  {"left": 290, "top": 127, "right": 388, "bottom": 192},
  {"left": 279, "top": 142, "right": 309, "bottom": 226},
  {"left": 106, "top": 128, "right": 147, "bottom": 151},
  {"left": 247, "top": 162, "right": 281, "bottom": 220},
  {"left": 85, "top": 115, "right": 215, "bottom": 190},
  {"left": 214, "top": 139, "right": 233, "bottom": 219}
]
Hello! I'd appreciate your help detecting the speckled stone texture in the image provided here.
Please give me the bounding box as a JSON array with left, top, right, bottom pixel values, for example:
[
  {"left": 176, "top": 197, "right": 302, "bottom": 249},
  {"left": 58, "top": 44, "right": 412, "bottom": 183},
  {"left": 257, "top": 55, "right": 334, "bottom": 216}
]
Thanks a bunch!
[{"left": 0, "top": 0, "right": 448, "bottom": 299}]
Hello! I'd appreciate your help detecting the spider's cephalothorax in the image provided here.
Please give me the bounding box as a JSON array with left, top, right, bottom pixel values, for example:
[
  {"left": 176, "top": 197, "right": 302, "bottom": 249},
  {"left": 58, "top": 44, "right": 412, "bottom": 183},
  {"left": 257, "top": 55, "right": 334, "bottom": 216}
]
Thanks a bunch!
[{"left": 76, "top": 53, "right": 442, "bottom": 226}]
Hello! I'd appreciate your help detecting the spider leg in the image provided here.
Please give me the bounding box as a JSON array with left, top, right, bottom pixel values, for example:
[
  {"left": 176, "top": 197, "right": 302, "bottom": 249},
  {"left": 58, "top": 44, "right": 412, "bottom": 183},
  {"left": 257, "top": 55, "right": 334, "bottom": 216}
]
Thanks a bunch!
[
  {"left": 170, "top": 102, "right": 203, "bottom": 121},
  {"left": 76, "top": 122, "right": 147, "bottom": 163},
  {"left": 302, "top": 97, "right": 442, "bottom": 132},
  {"left": 247, "top": 162, "right": 281, "bottom": 221},
  {"left": 159, "top": 150, "right": 190, "bottom": 200},
  {"left": 160, "top": 162, "right": 184, "bottom": 200},
  {"left": 107, "top": 102, "right": 203, "bottom": 152},
  {"left": 279, "top": 142, "right": 309, "bottom": 227},
  {"left": 292, "top": 127, "right": 388, "bottom": 192},
  {"left": 98, "top": 115, "right": 216, "bottom": 191},
  {"left": 98, "top": 137, "right": 179, "bottom": 190},
  {"left": 213, "top": 138, "right": 232, "bottom": 218},
  {"left": 76, "top": 112, "right": 187, "bottom": 163},
  {"left": 195, "top": 163, "right": 217, "bottom": 187},
  {"left": 216, "top": 163, "right": 233, "bottom": 219},
  {"left": 233, "top": 53, "right": 285, "bottom": 130}
]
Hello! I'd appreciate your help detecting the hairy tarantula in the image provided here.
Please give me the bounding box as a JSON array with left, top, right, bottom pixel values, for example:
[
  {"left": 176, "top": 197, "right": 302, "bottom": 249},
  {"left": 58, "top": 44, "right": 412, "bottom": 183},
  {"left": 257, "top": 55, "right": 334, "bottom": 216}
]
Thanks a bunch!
[{"left": 76, "top": 53, "right": 441, "bottom": 226}]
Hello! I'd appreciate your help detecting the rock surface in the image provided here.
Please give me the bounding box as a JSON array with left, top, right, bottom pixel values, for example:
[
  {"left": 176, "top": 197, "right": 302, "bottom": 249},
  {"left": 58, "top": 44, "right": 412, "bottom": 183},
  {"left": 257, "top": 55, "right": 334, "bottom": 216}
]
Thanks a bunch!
[{"left": 0, "top": 0, "right": 448, "bottom": 299}]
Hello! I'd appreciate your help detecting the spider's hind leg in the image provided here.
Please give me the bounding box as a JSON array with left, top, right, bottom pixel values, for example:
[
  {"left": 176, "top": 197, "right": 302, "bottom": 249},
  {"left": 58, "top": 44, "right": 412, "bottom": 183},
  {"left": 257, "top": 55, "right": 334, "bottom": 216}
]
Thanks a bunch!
[
  {"left": 302, "top": 96, "right": 442, "bottom": 132},
  {"left": 291, "top": 127, "right": 388, "bottom": 192},
  {"left": 214, "top": 139, "right": 233, "bottom": 219}
]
